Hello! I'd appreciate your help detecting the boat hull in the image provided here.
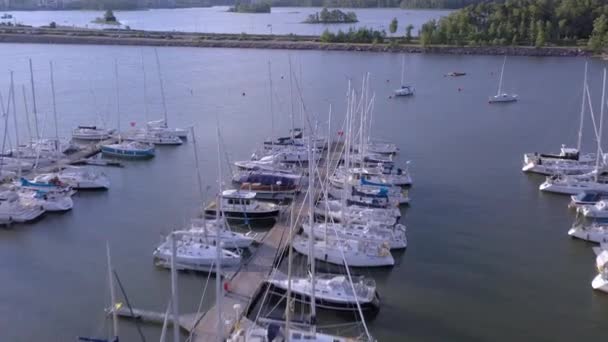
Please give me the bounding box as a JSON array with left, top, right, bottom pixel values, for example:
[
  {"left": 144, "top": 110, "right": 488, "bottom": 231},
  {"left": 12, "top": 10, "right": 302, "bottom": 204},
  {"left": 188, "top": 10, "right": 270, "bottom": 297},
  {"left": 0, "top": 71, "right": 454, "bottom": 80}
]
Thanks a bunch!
[
  {"left": 592, "top": 274, "right": 608, "bottom": 293},
  {"left": 101, "top": 146, "right": 155, "bottom": 159}
]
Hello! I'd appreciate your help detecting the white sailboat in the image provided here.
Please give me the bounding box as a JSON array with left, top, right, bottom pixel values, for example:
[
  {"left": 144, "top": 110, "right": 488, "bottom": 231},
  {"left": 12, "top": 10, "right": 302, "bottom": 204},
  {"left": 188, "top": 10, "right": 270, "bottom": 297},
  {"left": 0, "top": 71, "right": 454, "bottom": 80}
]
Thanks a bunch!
[
  {"left": 302, "top": 222, "right": 407, "bottom": 250},
  {"left": 488, "top": 56, "right": 517, "bottom": 103},
  {"left": 568, "top": 221, "right": 608, "bottom": 243},
  {"left": 72, "top": 125, "right": 113, "bottom": 141},
  {"left": 0, "top": 190, "right": 45, "bottom": 224},
  {"left": 101, "top": 61, "right": 155, "bottom": 159},
  {"left": 394, "top": 56, "right": 414, "bottom": 97},
  {"left": 189, "top": 218, "right": 255, "bottom": 249},
  {"left": 34, "top": 166, "right": 110, "bottom": 190},
  {"left": 540, "top": 69, "right": 608, "bottom": 195},
  {"left": 523, "top": 63, "right": 596, "bottom": 175}
]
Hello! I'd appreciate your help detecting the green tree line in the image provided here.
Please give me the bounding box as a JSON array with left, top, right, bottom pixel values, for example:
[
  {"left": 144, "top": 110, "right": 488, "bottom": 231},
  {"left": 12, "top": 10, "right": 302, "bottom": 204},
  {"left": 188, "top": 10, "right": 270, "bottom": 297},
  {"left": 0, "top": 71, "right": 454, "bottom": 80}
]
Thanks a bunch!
[
  {"left": 417, "top": 0, "right": 608, "bottom": 51},
  {"left": 272, "top": 0, "right": 484, "bottom": 8}
]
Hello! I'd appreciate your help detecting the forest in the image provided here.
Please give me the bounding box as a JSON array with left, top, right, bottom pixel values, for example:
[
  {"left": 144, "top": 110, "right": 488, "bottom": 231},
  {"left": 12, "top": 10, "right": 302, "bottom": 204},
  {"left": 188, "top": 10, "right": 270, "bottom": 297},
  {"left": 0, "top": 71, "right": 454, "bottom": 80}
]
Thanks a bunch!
[{"left": 417, "top": 0, "right": 608, "bottom": 51}]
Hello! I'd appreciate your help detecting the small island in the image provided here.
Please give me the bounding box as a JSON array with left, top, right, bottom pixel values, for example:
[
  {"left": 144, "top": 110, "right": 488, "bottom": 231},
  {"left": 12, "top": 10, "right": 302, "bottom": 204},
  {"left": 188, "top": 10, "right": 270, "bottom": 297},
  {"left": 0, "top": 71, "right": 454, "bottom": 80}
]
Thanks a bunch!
[
  {"left": 228, "top": 1, "right": 271, "bottom": 13},
  {"left": 304, "top": 8, "right": 358, "bottom": 24},
  {"left": 92, "top": 9, "right": 120, "bottom": 25}
]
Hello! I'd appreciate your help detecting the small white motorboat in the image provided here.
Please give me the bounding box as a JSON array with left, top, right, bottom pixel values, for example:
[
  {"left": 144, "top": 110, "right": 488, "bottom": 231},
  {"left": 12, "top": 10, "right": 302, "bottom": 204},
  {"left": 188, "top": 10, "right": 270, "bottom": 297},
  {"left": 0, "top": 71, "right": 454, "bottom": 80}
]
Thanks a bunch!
[
  {"left": 568, "top": 222, "right": 608, "bottom": 243},
  {"left": 569, "top": 191, "right": 608, "bottom": 209}
]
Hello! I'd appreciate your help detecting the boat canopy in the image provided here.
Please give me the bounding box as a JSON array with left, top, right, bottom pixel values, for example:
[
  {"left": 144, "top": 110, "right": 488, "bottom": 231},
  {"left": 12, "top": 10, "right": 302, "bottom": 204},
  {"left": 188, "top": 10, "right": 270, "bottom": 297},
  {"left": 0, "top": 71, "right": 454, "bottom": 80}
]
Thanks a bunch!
[{"left": 222, "top": 189, "right": 256, "bottom": 199}]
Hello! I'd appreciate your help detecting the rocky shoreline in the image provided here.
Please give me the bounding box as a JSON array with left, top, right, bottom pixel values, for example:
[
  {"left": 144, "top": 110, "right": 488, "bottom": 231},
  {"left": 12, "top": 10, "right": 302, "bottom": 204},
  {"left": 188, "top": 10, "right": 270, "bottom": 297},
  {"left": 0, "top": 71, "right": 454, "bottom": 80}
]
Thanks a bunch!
[{"left": 0, "top": 26, "right": 590, "bottom": 57}]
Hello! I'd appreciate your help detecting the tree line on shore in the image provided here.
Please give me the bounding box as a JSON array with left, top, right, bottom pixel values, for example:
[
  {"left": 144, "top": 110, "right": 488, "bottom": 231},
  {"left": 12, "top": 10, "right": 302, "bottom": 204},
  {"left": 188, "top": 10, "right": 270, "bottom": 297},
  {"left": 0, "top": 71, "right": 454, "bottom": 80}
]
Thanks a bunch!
[{"left": 416, "top": 0, "right": 608, "bottom": 51}]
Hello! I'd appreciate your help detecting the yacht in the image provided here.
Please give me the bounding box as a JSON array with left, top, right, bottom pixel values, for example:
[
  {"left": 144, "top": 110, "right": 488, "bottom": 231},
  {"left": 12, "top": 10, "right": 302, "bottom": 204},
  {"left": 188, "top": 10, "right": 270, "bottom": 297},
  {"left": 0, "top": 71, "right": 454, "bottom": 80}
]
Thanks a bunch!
[
  {"left": 569, "top": 191, "right": 608, "bottom": 209},
  {"left": 579, "top": 200, "right": 608, "bottom": 218},
  {"left": 123, "top": 129, "right": 183, "bottom": 145},
  {"left": 302, "top": 222, "right": 407, "bottom": 250},
  {"left": 568, "top": 222, "right": 608, "bottom": 243},
  {"left": 394, "top": 56, "right": 414, "bottom": 97},
  {"left": 592, "top": 246, "right": 608, "bottom": 293},
  {"left": 266, "top": 270, "right": 380, "bottom": 312},
  {"left": 153, "top": 233, "right": 241, "bottom": 272},
  {"left": 488, "top": 56, "right": 517, "bottom": 103},
  {"left": 34, "top": 167, "right": 110, "bottom": 190},
  {"left": 101, "top": 141, "right": 155, "bottom": 159},
  {"left": 189, "top": 218, "right": 255, "bottom": 249},
  {"left": 146, "top": 119, "right": 188, "bottom": 140},
  {"left": 292, "top": 235, "right": 394, "bottom": 267},
  {"left": 315, "top": 199, "right": 401, "bottom": 222},
  {"left": 522, "top": 148, "right": 596, "bottom": 175},
  {"left": 204, "top": 189, "right": 280, "bottom": 223},
  {"left": 72, "top": 126, "right": 113, "bottom": 141},
  {"left": 540, "top": 169, "right": 608, "bottom": 195},
  {"left": 0, "top": 190, "right": 45, "bottom": 224}
]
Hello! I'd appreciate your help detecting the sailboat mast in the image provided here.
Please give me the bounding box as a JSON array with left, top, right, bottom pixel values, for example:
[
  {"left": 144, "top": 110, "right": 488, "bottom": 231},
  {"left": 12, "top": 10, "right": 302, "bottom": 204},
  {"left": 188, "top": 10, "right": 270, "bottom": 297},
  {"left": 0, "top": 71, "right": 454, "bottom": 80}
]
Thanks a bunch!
[
  {"left": 497, "top": 56, "right": 506, "bottom": 96},
  {"left": 21, "top": 85, "right": 33, "bottom": 144},
  {"left": 141, "top": 49, "right": 149, "bottom": 122},
  {"left": 284, "top": 194, "right": 295, "bottom": 338},
  {"left": 215, "top": 124, "right": 223, "bottom": 342},
  {"left": 288, "top": 57, "right": 295, "bottom": 140},
  {"left": 595, "top": 68, "right": 606, "bottom": 183},
  {"left": 400, "top": 55, "right": 405, "bottom": 86},
  {"left": 154, "top": 49, "right": 169, "bottom": 127},
  {"left": 28, "top": 59, "right": 40, "bottom": 141},
  {"left": 170, "top": 233, "right": 180, "bottom": 342},
  {"left": 114, "top": 60, "right": 121, "bottom": 141},
  {"left": 307, "top": 129, "right": 317, "bottom": 331},
  {"left": 10, "top": 72, "right": 21, "bottom": 179},
  {"left": 106, "top": 243, "right": 119, "bottom": 339},
  {"left": 191, "top": 126, "right": 208, "bottom": 237},
  {"left": 49, "top": 61, "right": 60, "bottom": 153},
  {"left": 578, "top": 61, "right": 589, "bottom": 152},
  {"left": 268, "top": 61, "right": 274, "bottom": 151}
]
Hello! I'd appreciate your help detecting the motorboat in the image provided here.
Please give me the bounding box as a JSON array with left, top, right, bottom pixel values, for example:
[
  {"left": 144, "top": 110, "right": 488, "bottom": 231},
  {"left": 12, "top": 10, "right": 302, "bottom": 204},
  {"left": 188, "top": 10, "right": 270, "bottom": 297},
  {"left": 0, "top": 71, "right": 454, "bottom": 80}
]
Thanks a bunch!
[
  {"left": 72, "top": 126, "right": 113, "bottom": 141},
  {"left": 579, "top": 201, "right": 608, "bottom": 218},
  {"left": 569, "top": 191, "right": 608, "bottom": 209},
  {"left": 34, "top": 167, "right": 110, "bottom": 190},
  {"left": 233, "top": 171, "right": 301, "bottom": 200},
  {"left": 292, "top": 235, "right": 394, "bottom": 267},
  {"left": 204, "top": 189, "right": 280, "bottom": 223},
  {"left": 568, "top": 222, "right": 608, "bottom": 243},
  {"left": 0, "top": 190, "right": 45, "bottom": 224},
  {"left": 266, "top": 270, "right": 380, "bottom": 312},
  {"left": 101, "top": 141, "right": 155, "bottom": 159},
  {"left": 592, "top": 246, "right": 608, "bottom": 293},
  {"left": 153, "top": 233, "right": 241, "bottom": 272},
  {"left": 302, "top": 222, "right": 407, "bottom": 250}
]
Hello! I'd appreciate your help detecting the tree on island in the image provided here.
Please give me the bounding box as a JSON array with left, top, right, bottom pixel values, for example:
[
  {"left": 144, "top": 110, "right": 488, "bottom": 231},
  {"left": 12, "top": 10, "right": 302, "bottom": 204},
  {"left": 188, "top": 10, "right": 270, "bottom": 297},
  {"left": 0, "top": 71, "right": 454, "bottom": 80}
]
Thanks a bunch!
[
  {"left": 589, "top": 14, "right": 608, "bottom": 52},
  {"left": 405, "top": 24, "right": 414, "bottom": 42},
  {"left": 104, "top": 9, "right": 117, "bottom": 22},
  {"left": 389, "top": 17, "right": 398, "bottom": 34},
  {"left": 304, "top": 8, "right": 358, "bottom": 23}
]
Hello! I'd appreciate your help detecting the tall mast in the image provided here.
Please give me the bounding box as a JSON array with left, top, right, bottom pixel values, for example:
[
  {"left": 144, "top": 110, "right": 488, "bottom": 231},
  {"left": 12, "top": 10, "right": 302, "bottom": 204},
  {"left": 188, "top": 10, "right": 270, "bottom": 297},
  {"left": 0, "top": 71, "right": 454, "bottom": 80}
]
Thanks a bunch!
[
  {"left": 170, "top": 233, "right": 180, "bottom": 342},
  {"left": 595, "top": 68, "right": 606, "bottom": 183},
  {"left": 190, "top": 126, "right": 207, "bottom": 237},
  {"left": 49, "top": 61, "right": 60, "bottom": 153},
  {"left": 114, "top": 60, "right": 121, "bottom": 142},
  {"left": 141, "top": 49, "right": 150, "bottom": 122},
  {"left": 21, "top": 85, "right": 33, "bottom": 144},
  {"left": 400, "top": 55, "right": 405, "bottom": 86},
  {"left": 106, "top": 243, "right": 119, "bottom": 340},
  {"left": 155, "top": 48, "right": 169, "bottom": 127},
  {"left": 284, "top": 191, "right": 295, "bottom": 338},
  {"left": 306, "top": 127, "right": 317, "bottom": 332},
  {"left": 215, "top": 124, "right": 223, "bottom": 342},
  {"left": 288, "top": 57, "right": 295, "bottom": 139},
  {"left": 28, "top": 59, "right": 40, "bottom": 141},
  {"left": 497, "top": 56, "right": 506, "bottom": 96},
  {"left": 10, "top": 72, "right": 21, "bottom": 179},
  {"left": 578, "top": 61, "right": 589, "bottom": 152},
  {"left": 268, "top": 61, "right": 274, "bottom": 151}
]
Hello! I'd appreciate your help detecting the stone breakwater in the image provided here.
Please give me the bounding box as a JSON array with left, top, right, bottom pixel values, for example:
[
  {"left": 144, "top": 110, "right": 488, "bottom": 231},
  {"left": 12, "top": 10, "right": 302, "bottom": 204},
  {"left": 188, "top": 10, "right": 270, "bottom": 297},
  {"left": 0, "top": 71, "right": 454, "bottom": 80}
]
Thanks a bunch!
[{"left": 0, "top": 27, "right": 590, "bottom": 57}]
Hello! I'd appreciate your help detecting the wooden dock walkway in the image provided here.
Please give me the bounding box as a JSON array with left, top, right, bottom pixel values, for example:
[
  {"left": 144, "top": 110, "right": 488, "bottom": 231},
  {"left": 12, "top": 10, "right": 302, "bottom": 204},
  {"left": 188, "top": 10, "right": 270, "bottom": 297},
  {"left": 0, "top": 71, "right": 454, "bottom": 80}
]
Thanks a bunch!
[{"left": 112, "top": 141, "right": 344, "bottom": 341}]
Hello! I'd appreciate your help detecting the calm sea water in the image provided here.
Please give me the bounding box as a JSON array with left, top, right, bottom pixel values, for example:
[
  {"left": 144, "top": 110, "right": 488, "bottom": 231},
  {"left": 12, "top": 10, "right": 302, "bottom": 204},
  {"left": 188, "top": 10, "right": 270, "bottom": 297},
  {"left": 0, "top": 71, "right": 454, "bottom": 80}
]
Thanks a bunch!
[
  {"left": 0, "top": 7, "right": 450, "bottom": 35},
  {"left": 0, "top": 43, "right": 606, "bottom": 341}
]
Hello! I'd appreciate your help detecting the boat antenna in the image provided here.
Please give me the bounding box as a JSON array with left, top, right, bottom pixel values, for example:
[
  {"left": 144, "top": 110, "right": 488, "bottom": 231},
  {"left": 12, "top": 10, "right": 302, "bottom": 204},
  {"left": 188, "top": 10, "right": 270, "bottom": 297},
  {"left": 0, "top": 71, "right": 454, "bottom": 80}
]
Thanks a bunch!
[
  {"left": 154, "top": 48, "right": 169, "bottom": 128},
  {"left": 28, "top": 59, "right": 40, "bottom": 141}
]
